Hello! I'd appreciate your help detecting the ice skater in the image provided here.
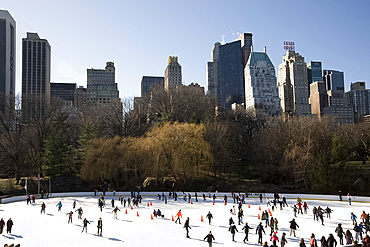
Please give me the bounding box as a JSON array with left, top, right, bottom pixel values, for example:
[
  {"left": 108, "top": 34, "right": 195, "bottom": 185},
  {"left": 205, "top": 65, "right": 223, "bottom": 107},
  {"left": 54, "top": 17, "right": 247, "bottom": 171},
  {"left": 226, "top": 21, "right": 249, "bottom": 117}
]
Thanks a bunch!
[
  {"left": 0, "top": 218, "right": 4, "bottom": 234},
  {"left": 40, "top": 202, "right": 46, "bottom": 214},
  {"left": 6, "top": 218, "right": 13, "bottom": 234},
  {"left": 289, "top": 218, "right": 299, "bottom": 237},
  {"left": 82, "top": 218, "right": 90, "bottom": 233},
  {"left": 97, "top": 217, "right": 102, "bottom": 236},
  {"left": 206, "top": 211, "right": 213, "bottom": 225},
  {"left": 229, "top": 223, "right": 238, "bottom": 242},
  {"left": 335, "top": 223, "right": 344, "bottom": 245},
  {"left": 204, "top": 231, "right": 215, "bottom": 247},
  {"left": 56, "top": 201, "right": 62, "bottom": 212},
  {"left": 281, "top": 232, "right": 288, "bottom": 247},
  {"left": 67, "top": 211, "right": 73, "bottom": 224},
  {"left": 112, "top": 206, "right": 120, "bottom": 219},
  {"left": 256, "top": 222, "right": 266, "bottom": 244},
  {"left": 242, "top": 222, "right": 253, "bottom": 243},
  {"left": 184, "top": 217, "right": 191, "bottom": 238},
  {"left": 75, "top": 207, "right": 83, "bottom": 219},
  {"left": 175, "top": 209, "right": 182, "bottom": 224}
]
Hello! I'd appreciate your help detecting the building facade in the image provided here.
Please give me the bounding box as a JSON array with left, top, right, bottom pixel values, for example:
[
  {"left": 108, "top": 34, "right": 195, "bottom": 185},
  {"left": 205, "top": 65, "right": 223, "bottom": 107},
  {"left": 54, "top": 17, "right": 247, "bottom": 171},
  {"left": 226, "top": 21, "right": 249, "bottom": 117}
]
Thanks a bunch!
[
  {"left": 86, "top": 61, "right": 120, "bottom": 107},
  {"left": 278, "top": 50, "right": 311, "bottom": 116},
  {"left": 307, "top": 61, "right": 322, "bottom": 96},
  {"left": 346, "top": 82, "right": 370, "bottom": 122},
  {"left": 323, "top": 90, "right": 353, "bottom": 123},
  {"left": 141, "top": 76, "right": 164, "bottom": 96},
  {"left": 21, "top": 32, "right": 51, "bottom": 120},
  {"left": 244, "top": 49, "right": 280, "bottom": 116},
  {"left": 50, "top": 82, "right": 76, "bottom": 109},
  {"left": 323, "top": 70, "right": 344, "bottom": 91},
  {"left": 207, "top": 33, "right": 253, "bottom": 109},
  {"left": 0, "top": 10, "right": 16, "bottom": 114},
  {"left": 164, "top": 56, "right": 182, "bottom": 91},
  {"left": 309, "top": 81, "right": 327, "bottom": 117}
]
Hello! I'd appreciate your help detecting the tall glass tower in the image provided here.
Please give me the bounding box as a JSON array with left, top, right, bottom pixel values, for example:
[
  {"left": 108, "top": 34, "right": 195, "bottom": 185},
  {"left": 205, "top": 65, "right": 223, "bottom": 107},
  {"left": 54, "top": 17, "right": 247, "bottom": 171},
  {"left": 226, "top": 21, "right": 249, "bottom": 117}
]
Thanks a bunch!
[{"left": 0, "top": 10, "right": 16, "bottom": 114}]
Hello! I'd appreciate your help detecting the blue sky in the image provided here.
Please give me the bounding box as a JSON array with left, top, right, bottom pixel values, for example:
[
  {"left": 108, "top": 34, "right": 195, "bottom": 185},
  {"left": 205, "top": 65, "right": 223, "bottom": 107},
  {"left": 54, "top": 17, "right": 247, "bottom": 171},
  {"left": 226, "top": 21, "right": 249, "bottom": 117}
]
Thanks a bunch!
[{"left": 3, "top": 0, "right": 370, "bottom": 99}]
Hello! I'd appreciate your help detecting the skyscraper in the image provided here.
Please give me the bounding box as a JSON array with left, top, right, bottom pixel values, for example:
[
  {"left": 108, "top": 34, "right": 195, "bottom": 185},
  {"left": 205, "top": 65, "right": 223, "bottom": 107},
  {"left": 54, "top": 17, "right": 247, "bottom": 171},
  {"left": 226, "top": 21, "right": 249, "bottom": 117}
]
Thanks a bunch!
[
  {"left": 164, "top": 56, "right": 182, "bottom": 91},
  {"left": 141, "top": 76, "right": 164, "bottom": 96},
  {"left": 278, "top": 50, "right": 311, "bottom": 116},
  {"left": 307, "top": 61, "right": 322, "bottom": 95},
  {"left": 207, "top": 33, "right": 253, "bottom": 109},
  {"left": 86, "top": 61, "right": 120, "bottom": 106},
  {"left": 323, "top": 70, "right": 344, "bottom": 91},
  {"left": 0, "top": 10, "right": 16, "bottom": 115},
  {"left": 346, "top": 81, "right": 370, "bottom": 122},
  {"left": 244, "top": 47, "right": 280, "bottom": 116},
  {"left": 21, "top": 32, "right": 51, "bottom": 120},
  {"left": 309, "top": 81, "right": 327, "bottom": 117},
  {"left": 50, "top": 82, "right": 76, "bottom": 110}
]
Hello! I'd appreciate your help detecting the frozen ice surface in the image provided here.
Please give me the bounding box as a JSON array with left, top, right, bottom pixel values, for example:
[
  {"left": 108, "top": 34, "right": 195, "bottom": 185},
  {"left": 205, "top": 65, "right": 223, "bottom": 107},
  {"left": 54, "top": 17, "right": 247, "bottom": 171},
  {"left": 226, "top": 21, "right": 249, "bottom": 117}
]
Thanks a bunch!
[{"left": 0, "top": 193, "right": 368, "bottom": 246}]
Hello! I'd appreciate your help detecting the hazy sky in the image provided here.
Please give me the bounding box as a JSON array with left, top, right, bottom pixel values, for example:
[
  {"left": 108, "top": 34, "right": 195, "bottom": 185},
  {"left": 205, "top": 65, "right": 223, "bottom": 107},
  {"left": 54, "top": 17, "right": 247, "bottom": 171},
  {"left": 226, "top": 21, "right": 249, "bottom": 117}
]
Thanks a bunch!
[{"left": 3, "top": 0, "right": 370, "bottom": 99}]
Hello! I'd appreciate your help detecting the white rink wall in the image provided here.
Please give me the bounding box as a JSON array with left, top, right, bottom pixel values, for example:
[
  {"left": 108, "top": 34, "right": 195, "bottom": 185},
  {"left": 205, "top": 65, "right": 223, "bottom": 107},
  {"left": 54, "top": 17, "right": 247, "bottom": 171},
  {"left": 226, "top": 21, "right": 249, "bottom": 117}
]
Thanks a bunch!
[{"left": 3, "top": 191, "right": 370, "bottom": 204}]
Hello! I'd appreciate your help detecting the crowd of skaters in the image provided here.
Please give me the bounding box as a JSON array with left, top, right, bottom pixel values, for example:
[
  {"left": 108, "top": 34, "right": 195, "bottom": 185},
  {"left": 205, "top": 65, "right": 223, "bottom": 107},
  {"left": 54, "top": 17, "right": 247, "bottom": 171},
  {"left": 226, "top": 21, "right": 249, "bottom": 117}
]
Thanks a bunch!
[{"left": 8, "top": 189, "right": 370, "bottom": 247}]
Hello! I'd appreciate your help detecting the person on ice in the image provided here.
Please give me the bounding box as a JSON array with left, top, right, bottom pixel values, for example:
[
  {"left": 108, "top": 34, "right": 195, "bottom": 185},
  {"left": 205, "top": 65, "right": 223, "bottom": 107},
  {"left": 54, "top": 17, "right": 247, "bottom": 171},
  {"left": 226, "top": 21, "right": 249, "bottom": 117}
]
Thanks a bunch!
[
  {"left": 335, "top": 223, "right": 344, "bottom": 245},
  {"left": 6, "top": 218, "right": 13, "bottom": 234},
  {"left": 327, "top": 233, "right": 337, "bottom": 247},
  {"left": 242, "top": 222, "right": 252, "bottom": 242},
  {"left": 238, "top": 209, "right": 244, "bottom": 225},
  {"left": 56, "top": 201, "right": 62, "bottom": 212},
  {"left": 300, "top": 238, "right": 307, "bottom": 247},
  {"left": 345, "top": 230, "right": 353, "bottom": 245},
  {"left": 73, "top": 200, "right": 77, "bottom": 209},
  {"left": 76, "top": 207, "right": 83, "bottom": 220},
  {"left": 289, "top": 218, "right": 299, "bottom": 237},
  {"left": 352, "top": 212, "right": 358, "bottom": 225},
  {"left": 256, "top": 222, "right": 266, "bottom": 244},
  {"left": 281, "top": 232, "right": 288, "bottom": 247},
  {"left": 97, "top": 217, "right": 102, "bottom": 236},
  {"left": 40, "top": 202, "right": 46, "bottom": 214},
  {"left": 320, "top": 236, "right": 328, "bottom": 247},
  {"left": 82, "top": 218, "right": 90, "bottom": 233},
  {"left": 310, "top": 234, "right": 318, "bottom": 247},
  {"left": 0, "top": 218, "right": 5, "bottom": 234},
  {"left": 184, "top": 217, "right": 191, "bottom": 238},
  {"left": 229, "top": 223, "right": 238, "bottom": 242},
  {"left": 348, "top": 193, "right": 352, "bottom": 205},
  {"left": 204, "top": 231, "right": 215, "bottom": 247},
  {"left": 270, "top": 232, "right": 279, "bottom": 247},
  {"left": 229, "top": 217, "right": 234, "bottom": 226},
  {"left": 111, "top": 198, "right": 115, "bottom": 208},
  {"left": 325, "top": 207, "right": 333, "bottom": 219},
  {"left": 262, "top": 210, "right": 269, "bottom": 227},
  {"left": 112, "top": 206, "right": 120, "bottom": 219},
  {"left": 175, "top": 209, "right": 182, "bottom": 224},
  {"left": 68, "top": 211, "right": 73, "bottom": 224},
  {"left": 206, "top": 211, "right": 213, "bottom": 225}
]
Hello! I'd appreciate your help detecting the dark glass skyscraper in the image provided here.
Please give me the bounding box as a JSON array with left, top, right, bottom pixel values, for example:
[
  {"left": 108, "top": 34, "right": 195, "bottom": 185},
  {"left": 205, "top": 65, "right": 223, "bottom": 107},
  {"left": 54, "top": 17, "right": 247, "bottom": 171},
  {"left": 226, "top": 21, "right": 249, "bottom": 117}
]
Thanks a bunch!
[
  {"left": 0, "top": 10, "right": 16, "bottom": 114},
  {"left": 323, "top": 70, "right": 344, "bottom": 91},
  {"left": 207, "top": 33, "right": 253, "bottom": 108},
  {"left": 141, "top": 76, "right": 164, "bottom": 96}
]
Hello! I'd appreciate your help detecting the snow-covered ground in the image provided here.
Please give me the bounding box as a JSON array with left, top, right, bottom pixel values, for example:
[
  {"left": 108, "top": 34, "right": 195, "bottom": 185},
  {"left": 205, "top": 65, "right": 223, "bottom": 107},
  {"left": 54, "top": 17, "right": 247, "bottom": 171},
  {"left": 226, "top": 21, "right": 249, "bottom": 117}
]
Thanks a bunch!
[{"left": 0, "top": 192, "right": 369, "bottom": 247}]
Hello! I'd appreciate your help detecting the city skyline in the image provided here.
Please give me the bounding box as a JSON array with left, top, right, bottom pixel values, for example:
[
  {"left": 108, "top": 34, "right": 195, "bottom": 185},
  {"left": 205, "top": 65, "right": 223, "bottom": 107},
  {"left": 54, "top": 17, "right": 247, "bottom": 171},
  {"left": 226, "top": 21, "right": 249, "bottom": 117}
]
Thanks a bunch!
[{"left": 2, "top": 0, "right": 370, "bottom": 99}]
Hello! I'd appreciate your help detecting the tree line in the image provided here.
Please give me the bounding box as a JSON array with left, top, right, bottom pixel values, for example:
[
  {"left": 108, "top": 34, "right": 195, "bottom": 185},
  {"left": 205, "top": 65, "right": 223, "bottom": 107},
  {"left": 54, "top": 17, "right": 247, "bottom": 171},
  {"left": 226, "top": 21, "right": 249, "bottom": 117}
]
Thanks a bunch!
[{"left": 0, "top": 87, "right": 369, "bottom": 193}]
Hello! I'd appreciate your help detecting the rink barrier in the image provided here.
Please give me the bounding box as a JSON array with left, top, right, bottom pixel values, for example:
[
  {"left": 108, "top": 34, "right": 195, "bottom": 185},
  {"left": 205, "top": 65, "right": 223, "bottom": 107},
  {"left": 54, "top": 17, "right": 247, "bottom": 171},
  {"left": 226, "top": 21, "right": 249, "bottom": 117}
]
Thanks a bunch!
[{"left": 1, "top": 192, "right": 370, "bottom": 204}]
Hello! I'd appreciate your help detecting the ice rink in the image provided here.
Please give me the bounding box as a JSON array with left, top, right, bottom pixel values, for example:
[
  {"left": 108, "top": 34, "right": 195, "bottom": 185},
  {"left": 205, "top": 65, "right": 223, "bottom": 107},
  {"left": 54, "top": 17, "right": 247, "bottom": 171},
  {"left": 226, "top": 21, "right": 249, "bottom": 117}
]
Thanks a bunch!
[{"left": 0, "top": 192, "right": 369, "bottom": 246}]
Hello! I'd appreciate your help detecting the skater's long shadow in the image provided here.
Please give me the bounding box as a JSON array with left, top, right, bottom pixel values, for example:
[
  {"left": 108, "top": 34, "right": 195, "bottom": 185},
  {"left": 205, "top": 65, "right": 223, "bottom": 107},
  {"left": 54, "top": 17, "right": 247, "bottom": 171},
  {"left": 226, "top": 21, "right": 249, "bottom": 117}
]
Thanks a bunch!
[
  {"left": 117, "top": 219, "right": 132, "bottom": 223},
  {"left": 2, "top": 235, "right": 14, "bottom": 239},
  {"left": 46, "top": 213, "right": 54, "bottom": 216},
  {"left": 219, "top": 225, "right": 229, "bottom": 228},
  {"left": 89, "top": 233, "right": 124, "bottom": 242},
  {"left": 190, "top": 238, "right": 224, "bottom": 245},
  {"left": 11, "top": 234, "right": 23, "bottom": 238}
]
